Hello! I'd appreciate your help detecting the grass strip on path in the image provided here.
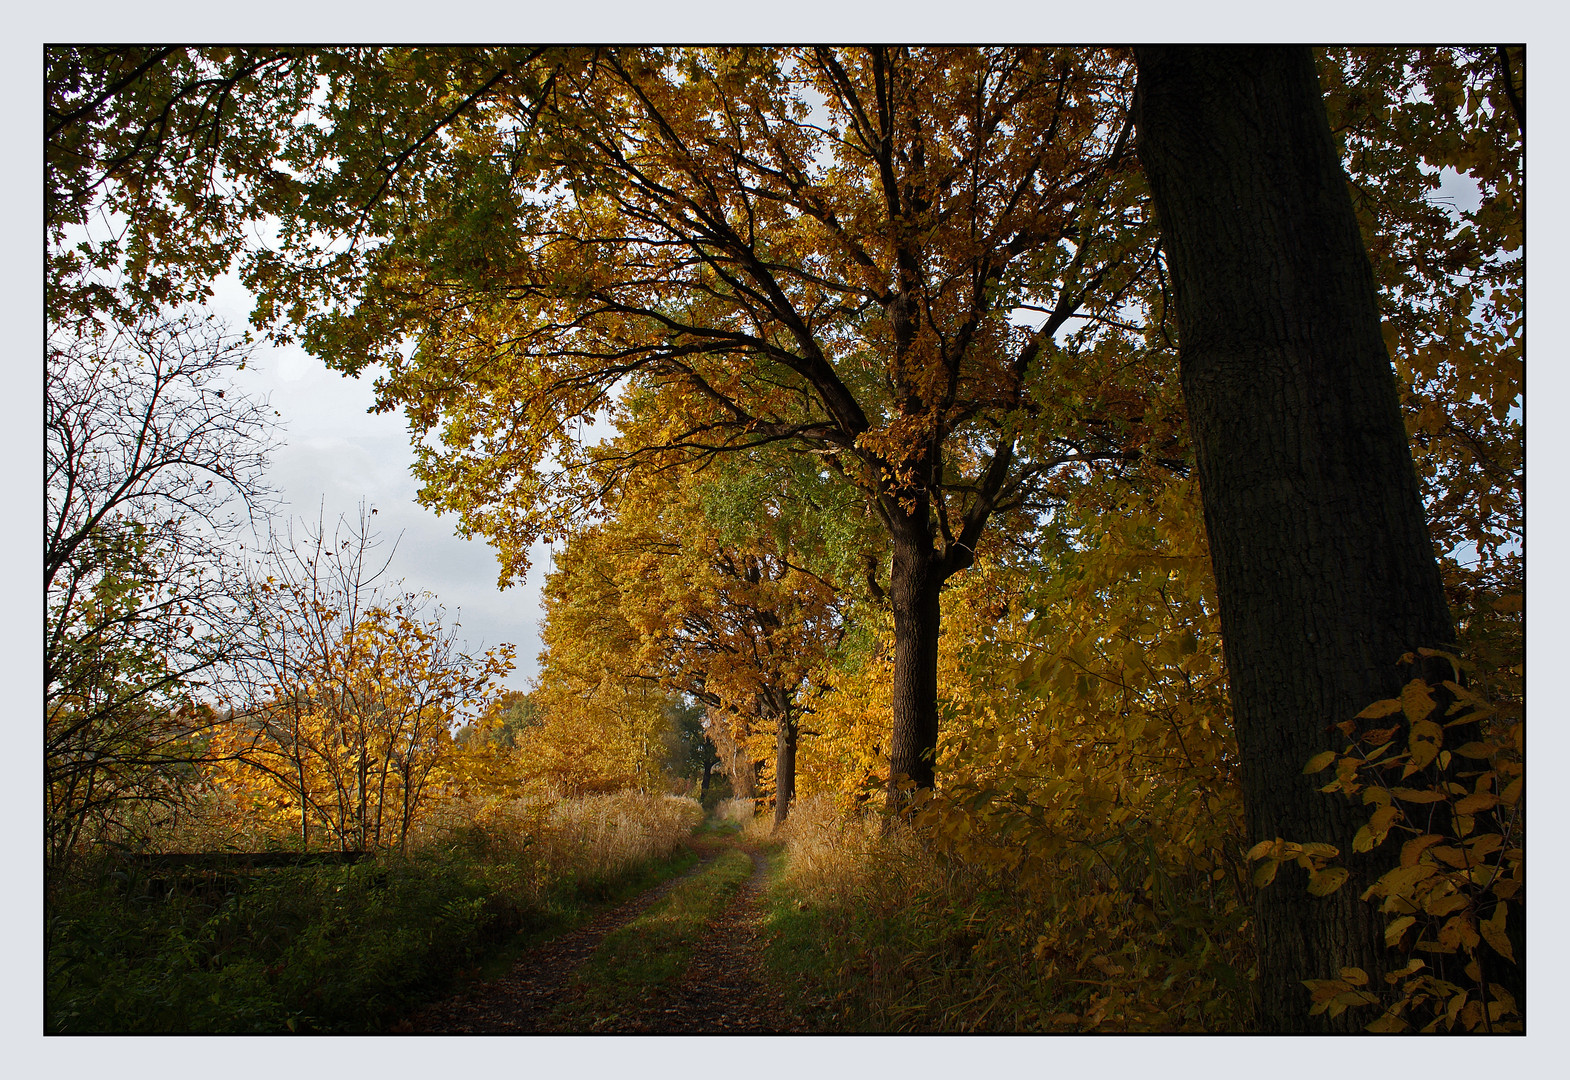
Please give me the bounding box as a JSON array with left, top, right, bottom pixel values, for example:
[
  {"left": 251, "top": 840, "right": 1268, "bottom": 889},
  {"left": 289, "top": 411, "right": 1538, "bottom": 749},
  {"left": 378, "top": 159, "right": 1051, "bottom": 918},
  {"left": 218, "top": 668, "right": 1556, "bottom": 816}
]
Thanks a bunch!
[
  {"left": 550, "top": 845, "right": 754, "bottom": 1030},
  {"left": 464, "top": 844, "right": 703, "bottom": 986}
]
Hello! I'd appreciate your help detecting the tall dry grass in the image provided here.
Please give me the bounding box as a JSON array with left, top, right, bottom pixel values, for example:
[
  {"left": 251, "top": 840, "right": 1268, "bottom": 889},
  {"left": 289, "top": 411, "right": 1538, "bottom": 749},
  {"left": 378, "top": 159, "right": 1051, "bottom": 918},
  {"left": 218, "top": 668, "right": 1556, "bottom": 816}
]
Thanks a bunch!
[
  {"left": 765, "top": 791, "right": 1255, "bottom": 1032},
  {"left": 49, "top": 789, "right": 706, "bottom": 1033},
  {"left": 411, "top": 789, "right": 703, "bottom": 902},
  {"left": 711, "top": 796, "right": 759, "bottom": 829},
  {"left": 771, "top": 793, "right": 942, "bottom": 906}
]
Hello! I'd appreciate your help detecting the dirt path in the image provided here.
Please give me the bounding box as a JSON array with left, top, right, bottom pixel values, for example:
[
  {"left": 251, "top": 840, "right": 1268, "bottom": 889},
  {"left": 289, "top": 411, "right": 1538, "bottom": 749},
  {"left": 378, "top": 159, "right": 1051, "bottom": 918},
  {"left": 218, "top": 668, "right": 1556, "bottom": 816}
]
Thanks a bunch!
[
  {"left": 397, "top": 836, "right": 803, "bottom": 1033},
  {"left": 611, "top": 845, "right": 807, "bottom": 1033},
  {"left": 397, "top": 849, "right": 719, "bottom": 1033}
]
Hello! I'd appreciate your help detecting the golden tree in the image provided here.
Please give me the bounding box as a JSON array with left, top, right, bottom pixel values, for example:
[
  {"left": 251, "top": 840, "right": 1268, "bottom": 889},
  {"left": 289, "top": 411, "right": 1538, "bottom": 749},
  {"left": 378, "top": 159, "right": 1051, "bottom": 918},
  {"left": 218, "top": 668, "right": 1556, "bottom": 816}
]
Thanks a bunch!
[
  {"left": 214, "top": 509, "right": 512, "bottom": 852},
  {"left": 267, "top": 47, "right": 1151, "bottom": 804}
]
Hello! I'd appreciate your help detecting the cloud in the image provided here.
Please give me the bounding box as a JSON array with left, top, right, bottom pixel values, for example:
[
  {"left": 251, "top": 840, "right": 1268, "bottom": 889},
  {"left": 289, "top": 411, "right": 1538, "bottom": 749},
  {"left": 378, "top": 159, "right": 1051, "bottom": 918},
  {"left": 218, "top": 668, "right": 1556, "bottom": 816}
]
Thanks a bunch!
[{"left": 220, "top": 287, "right": 547, "bottom": 691}]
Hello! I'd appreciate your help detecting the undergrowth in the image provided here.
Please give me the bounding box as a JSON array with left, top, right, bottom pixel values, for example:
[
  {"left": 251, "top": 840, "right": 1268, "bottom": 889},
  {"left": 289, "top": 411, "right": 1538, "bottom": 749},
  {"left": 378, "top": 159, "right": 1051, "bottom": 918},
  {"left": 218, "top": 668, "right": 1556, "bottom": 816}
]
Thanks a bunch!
[
  {"left": 762, "top": 793, "right": 1254, "bottom": 1032},
  {"left": 47, "top": 791, "right": 703, "bottom": 1032}
]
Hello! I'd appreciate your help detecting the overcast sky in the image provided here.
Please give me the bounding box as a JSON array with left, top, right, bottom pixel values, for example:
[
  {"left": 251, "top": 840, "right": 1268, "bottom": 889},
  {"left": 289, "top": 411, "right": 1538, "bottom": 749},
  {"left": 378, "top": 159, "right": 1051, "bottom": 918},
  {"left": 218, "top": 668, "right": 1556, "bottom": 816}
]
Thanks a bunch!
[{"left": 211, "top": 275, "right": 551, "bottom": 692}]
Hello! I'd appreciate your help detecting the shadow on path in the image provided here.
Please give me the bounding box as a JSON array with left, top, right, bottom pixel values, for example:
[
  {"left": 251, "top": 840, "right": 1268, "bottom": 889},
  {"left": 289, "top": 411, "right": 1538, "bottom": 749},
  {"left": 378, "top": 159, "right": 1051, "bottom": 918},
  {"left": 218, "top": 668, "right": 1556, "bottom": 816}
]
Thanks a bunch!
[{"left": 397, "top": 830, "right": 807, "bottom": 1033}]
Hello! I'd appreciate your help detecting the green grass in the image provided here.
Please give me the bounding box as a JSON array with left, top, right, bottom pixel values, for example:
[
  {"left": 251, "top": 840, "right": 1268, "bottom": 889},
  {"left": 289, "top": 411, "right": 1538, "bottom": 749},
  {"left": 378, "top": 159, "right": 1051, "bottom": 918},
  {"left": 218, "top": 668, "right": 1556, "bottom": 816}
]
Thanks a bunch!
[
  {"left": 550, "top": 846, "right": 753, "bottom": 1029},
  {"left": 466, "top": 844, "right": 701, "bottom": 984},
  {"left": 46, "top": 841, "right": 702, "bottom": 1033},
  {"left": 757, "top": 846, "right": 844, "bottom": 1031}
]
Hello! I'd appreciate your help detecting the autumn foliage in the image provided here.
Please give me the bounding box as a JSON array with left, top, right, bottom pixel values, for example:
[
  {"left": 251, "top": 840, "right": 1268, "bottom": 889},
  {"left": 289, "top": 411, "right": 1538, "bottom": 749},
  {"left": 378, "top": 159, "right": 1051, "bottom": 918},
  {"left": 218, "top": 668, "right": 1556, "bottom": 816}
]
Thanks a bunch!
[{"left": 45, "top": 45, "right": 1522, "bottom": 1033}]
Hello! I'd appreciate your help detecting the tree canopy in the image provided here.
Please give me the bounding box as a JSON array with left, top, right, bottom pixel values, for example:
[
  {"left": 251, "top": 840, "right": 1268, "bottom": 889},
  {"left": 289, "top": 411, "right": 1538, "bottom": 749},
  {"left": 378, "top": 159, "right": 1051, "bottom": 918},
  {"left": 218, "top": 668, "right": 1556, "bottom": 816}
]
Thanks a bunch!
[{"left": 43, "top": 45, "right": 1523, "bottom": 1032}]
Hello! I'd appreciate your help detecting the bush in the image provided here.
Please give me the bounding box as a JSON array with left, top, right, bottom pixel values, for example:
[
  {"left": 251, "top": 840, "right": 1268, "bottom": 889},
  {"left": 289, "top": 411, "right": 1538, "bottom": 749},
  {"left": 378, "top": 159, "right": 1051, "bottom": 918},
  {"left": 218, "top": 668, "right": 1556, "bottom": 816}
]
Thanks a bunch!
[
  {"left": 46, "top": 791, "right": 703, "bottom": 1032},
  {"left": 764, "top": 793, "right": 1253, "bottom": 1032}
]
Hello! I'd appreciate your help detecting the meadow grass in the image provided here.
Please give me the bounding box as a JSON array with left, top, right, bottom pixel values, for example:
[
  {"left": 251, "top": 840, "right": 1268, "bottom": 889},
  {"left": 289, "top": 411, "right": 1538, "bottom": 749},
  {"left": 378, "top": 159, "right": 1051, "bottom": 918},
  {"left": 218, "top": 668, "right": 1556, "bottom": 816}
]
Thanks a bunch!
[
  {"left": 46, "top": 791, "right": 704, "bottom": 1033},
  {"left": 759, "top": 793, "right": 1254, "bottom": 1033}
]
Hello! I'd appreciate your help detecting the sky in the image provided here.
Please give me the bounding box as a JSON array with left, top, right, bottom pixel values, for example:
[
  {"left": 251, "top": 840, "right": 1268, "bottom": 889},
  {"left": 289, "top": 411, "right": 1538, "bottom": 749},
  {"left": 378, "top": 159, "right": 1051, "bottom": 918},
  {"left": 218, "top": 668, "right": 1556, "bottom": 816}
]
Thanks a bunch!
[{"left": 211, "top": 272, "right": 552, "bottom": 691}]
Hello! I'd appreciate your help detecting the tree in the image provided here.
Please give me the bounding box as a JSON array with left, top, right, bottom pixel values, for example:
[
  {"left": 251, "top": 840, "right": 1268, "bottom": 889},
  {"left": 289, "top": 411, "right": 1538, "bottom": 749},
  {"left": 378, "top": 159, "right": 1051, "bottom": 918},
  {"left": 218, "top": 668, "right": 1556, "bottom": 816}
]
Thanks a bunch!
[
  {"left": 661, "top": 698, "right": 722, "bottom": 802},
  {"left": 46, "top": 47, "right": 560, "bottom": 330},
  {"left": 1133, "top": 46, "right": 1465, "bottom": 1031},
  {"left": 45, "top": 312, "right": 274, "bottom": 869},
  {"left": 1320, "top": 47, "right": 1522, "bottom": 690},
  {"left": 257, "top": 47, "right": 1152, "bottom": 805},
  {"left": 217, "top": 508, "right": 513, "bottom": 851},
  {"left": 533, "top": 432, "right": 847, "bottom": 823}
]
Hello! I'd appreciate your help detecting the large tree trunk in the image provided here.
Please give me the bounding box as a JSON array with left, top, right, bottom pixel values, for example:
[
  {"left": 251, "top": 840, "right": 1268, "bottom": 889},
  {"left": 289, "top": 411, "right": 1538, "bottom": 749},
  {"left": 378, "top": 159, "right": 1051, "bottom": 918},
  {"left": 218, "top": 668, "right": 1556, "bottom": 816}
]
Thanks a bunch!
[
  {"left": 886, "top": 531, "right": 944, "bottom": 807},
  {"left": 1134, "top": 46, "right": 1457, "bottom": 1032},
  {"left": 773, "top": 710, "right": 797, "bottom": 828}
]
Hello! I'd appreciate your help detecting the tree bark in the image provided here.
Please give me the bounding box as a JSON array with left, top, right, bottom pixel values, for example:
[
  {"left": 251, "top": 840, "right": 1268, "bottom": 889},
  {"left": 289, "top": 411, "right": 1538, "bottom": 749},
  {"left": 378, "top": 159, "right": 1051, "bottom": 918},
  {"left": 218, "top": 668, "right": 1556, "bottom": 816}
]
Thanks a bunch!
[
  {"left": 886, "top": 531, "right": 944, "bottom": 806},
  {"left": 1134, "top": 46, "right": 1457, "bottom": 1032},
  {"left": 773, "top": 710, "right": 797, "bottom": 828}
]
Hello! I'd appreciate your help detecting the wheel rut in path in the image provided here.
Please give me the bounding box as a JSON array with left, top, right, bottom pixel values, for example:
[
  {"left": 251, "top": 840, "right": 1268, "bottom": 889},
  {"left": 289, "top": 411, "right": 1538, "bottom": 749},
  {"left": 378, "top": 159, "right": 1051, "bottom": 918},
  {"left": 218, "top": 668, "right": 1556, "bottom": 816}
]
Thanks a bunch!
[
  {"left": 398, "top": 838, "right": 807, "bottom": 1033},
  {"left": 606, "top": 845, "right": 807, "bottom": 1034},
  {"left": 398, "top": 849, "right": 719, "bottom": 1034}
]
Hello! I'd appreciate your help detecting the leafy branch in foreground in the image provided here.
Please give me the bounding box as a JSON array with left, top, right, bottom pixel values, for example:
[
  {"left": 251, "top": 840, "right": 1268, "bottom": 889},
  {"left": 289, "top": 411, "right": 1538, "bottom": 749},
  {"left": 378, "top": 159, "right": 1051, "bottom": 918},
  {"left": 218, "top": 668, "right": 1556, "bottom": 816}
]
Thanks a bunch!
[{"left": 1251, "top": 650, "right": 1523, "bottom": 1032}]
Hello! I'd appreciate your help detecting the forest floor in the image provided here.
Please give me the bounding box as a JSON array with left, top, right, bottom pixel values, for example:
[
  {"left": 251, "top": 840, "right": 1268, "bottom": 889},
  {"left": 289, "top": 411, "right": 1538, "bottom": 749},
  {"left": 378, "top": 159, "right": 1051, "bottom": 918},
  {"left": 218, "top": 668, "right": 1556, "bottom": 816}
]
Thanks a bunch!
[{"left": 396, "top": 827, "right": 810, "bottom": 1033}]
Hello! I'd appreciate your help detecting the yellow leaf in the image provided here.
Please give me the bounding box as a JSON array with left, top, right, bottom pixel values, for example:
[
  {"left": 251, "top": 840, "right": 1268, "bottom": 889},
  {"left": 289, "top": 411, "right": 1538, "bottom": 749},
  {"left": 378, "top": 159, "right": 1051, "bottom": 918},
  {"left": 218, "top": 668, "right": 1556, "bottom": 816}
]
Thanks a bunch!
[
  {"left": 1453, "top": 741, "right": 1495, "bottom": 759},
  {"left": 1338, "top": 966, "right": 1369, "bottom": 985},
  {"left": 1304, "top": 979, "right": 1344, "bottom": 1004},
  {"left": 1464, "top": 832, "right": 1502, "bottom": 857},
  {"left": 1369, "top": 805, "right": 1400, "bottom": 834},
  {"left": 1390, "top": 787, "right": 1447, "bottom": 804},
  {"left": 1303, "top": 750, "right": 1337, "bottom": 774},
  {"left": 1500, "top": 777, "right": 1522, "bottom": 806},
  {"left": 1454, "top": 792, "right": 1498, "bottom": 815},
  {"left": 1357, "top": 698, "right": 1403, "bottom": 720},
  {"left": 1253, "top": 859, "right": 1279, "bottom": 888},
  {"left": 1479, "top": 905, "right": 1514, "bottom": 962},
  {"left": 1309, "top": 867, "right": 1349, "bottom": 896},
  {"left": 1439, "top": 914, "right": 1480, "bottom": 952},
  {"left": 1369, "top": 863, "right": 1438, "bottom": 898},
  {"left": 1401, "top": 834, "right": 1445, "bottom": 866},
  {"left": 1401, "top": 680, "right": 1437, "bottom": 723},
  {"left": 1422, "top": 891, "right": 1470, "bottom": 917},
  {"left": 1384, "top": 956, "right": 1424, "bottom": 982},
  {"left": 1489, "top": 985, "right": 1518, "bottom": 1017},
  {"left": 1366, "top": 1012, "right": 1408, "bottom": 1033},
  {"left": 1385, "top": 914, "right": 1417, "bottom": 946},
  {"left": 1409, "top": 738, "right": 1440, "bottom": 770},
  {"left": 1246, "top": 839, "right": 1276, "bottom": 861}
]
